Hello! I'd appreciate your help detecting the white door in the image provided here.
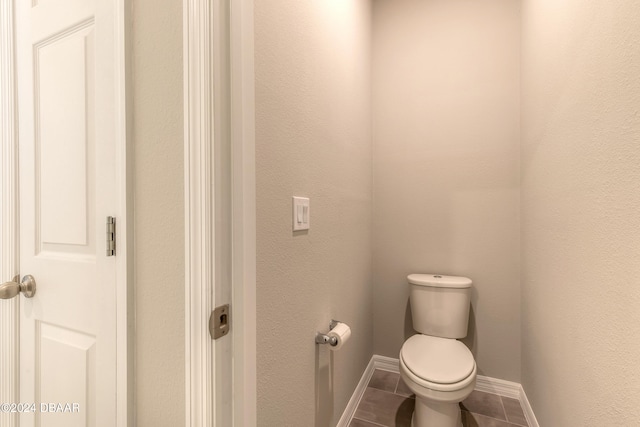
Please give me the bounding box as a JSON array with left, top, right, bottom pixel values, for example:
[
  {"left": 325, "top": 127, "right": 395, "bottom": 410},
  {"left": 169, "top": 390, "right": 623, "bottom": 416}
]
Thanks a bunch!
[{"left": 15, "top": 0, "right": 119, "bottom": 425}]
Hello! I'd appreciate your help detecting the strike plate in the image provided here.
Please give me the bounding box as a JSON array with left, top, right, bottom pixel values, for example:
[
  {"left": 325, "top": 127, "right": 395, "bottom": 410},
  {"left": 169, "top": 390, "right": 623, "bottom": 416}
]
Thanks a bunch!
[{"left": 209, "top": 304, "right": 230, "bottom": 340}]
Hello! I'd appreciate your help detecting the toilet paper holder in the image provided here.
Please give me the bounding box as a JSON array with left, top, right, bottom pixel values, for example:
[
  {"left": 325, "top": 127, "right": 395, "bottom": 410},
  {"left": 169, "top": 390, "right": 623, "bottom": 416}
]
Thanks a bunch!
[{"left": 315, "top": 320, "right": 340, "bottom": 346}]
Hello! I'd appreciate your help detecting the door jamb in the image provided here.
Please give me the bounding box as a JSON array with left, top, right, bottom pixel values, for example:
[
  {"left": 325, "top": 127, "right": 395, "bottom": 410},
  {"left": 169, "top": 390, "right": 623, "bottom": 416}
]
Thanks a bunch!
[
  {"left": 230, "top": 1, "right": 257, "bottom": 425},
  {"left": 183, "top": 0, "right": 256, "bottom": 425},
  {"left": 183, "top": 0, "right": 215, "bottom": 424},
  {"left": 0, "top": 1, "right": 20, "bottom": 426},
  {"left": 116, "top": 1, "right": 134, "bottom": 426}
]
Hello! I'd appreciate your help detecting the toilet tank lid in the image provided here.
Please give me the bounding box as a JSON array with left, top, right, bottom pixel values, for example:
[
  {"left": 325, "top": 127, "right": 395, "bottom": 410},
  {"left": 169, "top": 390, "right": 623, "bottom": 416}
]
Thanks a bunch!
[{"left": 408, "top": 274, "right": 472, "bottom": 289}]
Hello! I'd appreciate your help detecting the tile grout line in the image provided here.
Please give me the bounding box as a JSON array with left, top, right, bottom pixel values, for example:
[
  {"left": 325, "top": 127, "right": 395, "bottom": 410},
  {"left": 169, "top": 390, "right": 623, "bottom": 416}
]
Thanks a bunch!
[
  {"left": 498, "top": 394, "right": 509, "bottom": 423},
  {"left": 392, "top": 372, "right": 400, "bottom": 395},
  {"left": 353, "top": 372, "right": 402, "bottom": 427},
  {"left": 499, "top": 395, "right": 529, "bottom": 427},
  {"left": 370, "top": 369, "right": 401, "bottom": 396},
  {"left": 347, "top": 383, "right": 377, "bottom": 427},
  {"left": 351, "top": 416, "right": 388, "bottom": 427},
  {"left": 392, "top": 375, "right": 415, "bottom": 399},
  {"left": 466, "top": 409, "right": 528, "bottom": 427},
  {"left": 462, "top": 392, "right": 522, "bottom": 426},
  {"left": 364, "top": 385, "right": 404, "bottom": 399}
]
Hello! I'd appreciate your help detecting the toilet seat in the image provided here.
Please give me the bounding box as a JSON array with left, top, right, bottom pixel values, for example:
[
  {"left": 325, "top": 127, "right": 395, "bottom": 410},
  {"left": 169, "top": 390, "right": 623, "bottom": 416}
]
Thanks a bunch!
[{"left": 400, "top": 335, "right": 476, "bottom": 392}]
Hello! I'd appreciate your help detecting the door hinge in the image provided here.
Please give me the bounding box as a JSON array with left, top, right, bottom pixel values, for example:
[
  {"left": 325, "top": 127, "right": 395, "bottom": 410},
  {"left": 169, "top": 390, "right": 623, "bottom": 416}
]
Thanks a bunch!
[
  {"left": 209, "top": 304, "right": 230, "bottom": 339},
  {"left": 106, "top": 216, "right": 116, "bottom": 256}
]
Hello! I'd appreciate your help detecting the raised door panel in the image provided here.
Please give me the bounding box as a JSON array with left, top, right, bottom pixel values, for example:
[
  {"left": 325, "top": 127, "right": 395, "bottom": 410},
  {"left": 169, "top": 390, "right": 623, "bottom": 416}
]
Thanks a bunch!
[
  {"left": 37, "top": 322, "right": 96, "bottom": 427},
  {"left": 35, "top": 22, "right": 95, "bottom": 257}
]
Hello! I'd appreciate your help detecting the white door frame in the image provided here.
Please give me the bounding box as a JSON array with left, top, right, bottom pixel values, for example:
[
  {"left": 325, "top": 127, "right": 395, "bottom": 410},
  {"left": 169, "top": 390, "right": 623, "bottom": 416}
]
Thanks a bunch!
[
  {"left": 183, "top": 0, "right": 256, "bottom": 425},
  {"left": 229, "top": 0, "right": 257, "bottom": 425},
  {"left": 0, "top": 2, "right": 20, "bottom": 426},
  {"left": 0, "top": 1, "right": 133, "bottom": 426},
  {"left": 115, "top": 2, "right": 134, "bottom": 426}
]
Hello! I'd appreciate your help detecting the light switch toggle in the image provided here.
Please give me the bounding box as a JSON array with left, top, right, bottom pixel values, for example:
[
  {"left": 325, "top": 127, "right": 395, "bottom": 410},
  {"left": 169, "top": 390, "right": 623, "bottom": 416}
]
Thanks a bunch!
[{"left": 293, "top": 197, "right": 310, "bottom": 231}]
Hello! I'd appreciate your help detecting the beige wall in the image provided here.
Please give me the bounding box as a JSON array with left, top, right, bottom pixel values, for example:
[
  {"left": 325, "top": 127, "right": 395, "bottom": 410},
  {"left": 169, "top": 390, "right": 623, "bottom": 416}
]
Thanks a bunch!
[
  {"left": 521, "top": 1, "right": 640, "bottom": 425},
  {"left": 133, "top": 0, "right": 185, "bottom": 425},
  {"left": 126, "top": 1, "right": 640, "bottom": 425},
  {"left": 372, "top": 0, "right": 522, "bottom": 382},
  {"left": 255, "top": 1, "right": 373, "bottom": 425}
]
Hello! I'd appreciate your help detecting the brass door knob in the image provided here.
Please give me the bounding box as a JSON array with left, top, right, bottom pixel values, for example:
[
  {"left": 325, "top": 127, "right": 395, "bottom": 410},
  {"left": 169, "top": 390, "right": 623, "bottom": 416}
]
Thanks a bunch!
[{"left": 0, "top": 275, "right": 36, "bottom": 299}]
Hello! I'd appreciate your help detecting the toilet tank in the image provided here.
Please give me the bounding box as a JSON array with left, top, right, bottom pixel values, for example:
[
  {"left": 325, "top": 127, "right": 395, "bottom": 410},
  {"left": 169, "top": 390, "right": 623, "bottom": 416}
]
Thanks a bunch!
[{"left": 408, "top": 274, "right": 472, "bottom": 339}]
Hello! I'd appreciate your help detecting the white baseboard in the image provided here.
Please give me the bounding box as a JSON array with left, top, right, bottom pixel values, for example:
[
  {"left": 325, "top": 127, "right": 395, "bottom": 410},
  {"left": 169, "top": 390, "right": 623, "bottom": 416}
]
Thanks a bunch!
[
  {"left": 335, "top": 357, "right": 377, "bottom": 427},
  {"left": 475, "top": 375, "right": 540, "bottom": 427},
  {"left": 371, "top": 355, "right": 399, "bottom": 373},
  {"left": 475, "top": 375, "right": 521, "bottom": 399},
  {"left": 338, "top": 355, "right": 539, "bottom": 427},
  {"left": 519, "top": 387, "right": 540, "bottom": 427}
]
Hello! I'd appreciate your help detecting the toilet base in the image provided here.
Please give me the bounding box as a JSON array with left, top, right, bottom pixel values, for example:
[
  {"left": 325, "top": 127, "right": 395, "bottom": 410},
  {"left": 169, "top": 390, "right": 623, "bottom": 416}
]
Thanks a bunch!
[{"left": 411, "top": 397, "right": 462, "bottom": 427}]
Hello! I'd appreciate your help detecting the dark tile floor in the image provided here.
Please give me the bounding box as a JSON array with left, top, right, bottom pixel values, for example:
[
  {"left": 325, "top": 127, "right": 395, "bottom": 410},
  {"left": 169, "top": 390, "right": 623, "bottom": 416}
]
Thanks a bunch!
[{"left": 349, "top": 369, "right": 529, "bottom": 427}]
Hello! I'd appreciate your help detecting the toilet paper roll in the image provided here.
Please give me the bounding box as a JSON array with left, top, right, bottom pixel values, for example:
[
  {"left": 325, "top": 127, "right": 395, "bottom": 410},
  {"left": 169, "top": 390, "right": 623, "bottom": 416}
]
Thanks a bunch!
[{"left": 328, "top": 322, "right": 351, "bottom": 351}]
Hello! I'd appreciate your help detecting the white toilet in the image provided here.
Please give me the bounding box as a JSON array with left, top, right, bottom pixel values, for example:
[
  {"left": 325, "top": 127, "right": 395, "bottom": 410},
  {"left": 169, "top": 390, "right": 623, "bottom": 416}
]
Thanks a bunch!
[{"left": 399, "top": 274, "right": 476, "bottom": 427}]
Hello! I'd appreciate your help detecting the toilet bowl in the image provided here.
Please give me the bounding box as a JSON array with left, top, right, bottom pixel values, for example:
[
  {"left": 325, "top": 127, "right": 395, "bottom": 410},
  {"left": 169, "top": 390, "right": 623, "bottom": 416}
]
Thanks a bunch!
[
  {"left": 401, "top": 274, "right": 476, "bottom": 427},
  {"left": 399, "top": 334, "right": 476, "bottom": 427}
]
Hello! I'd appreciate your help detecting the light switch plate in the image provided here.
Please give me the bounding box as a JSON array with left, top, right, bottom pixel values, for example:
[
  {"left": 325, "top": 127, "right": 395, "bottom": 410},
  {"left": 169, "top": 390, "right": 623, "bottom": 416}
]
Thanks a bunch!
[{"left": 292, "top": 197, "right": 310, "bottom": 231}]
